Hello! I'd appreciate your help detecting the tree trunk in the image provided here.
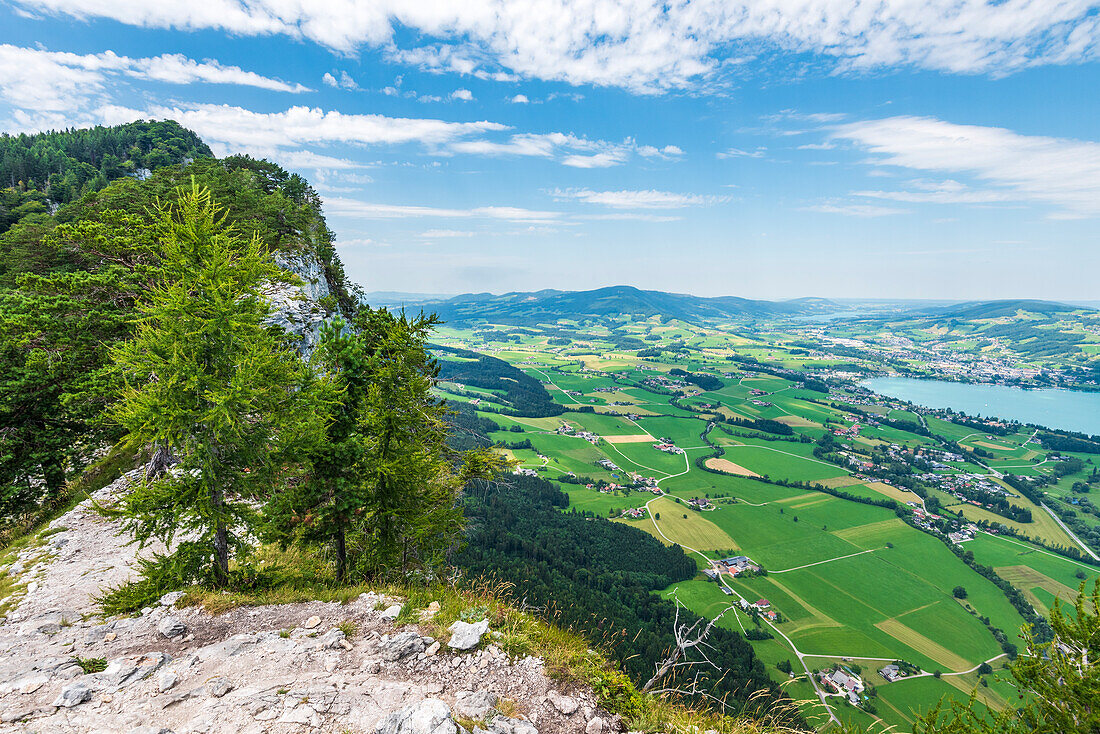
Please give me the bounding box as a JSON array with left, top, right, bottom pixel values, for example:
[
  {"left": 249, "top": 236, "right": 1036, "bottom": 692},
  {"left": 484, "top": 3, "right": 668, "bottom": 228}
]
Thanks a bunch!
[
  {"left": 144, "top": 440, "right": 173, "bottom": 481},
  {"left": 212, "top": 486, "right": 229, "bottom": 587}
]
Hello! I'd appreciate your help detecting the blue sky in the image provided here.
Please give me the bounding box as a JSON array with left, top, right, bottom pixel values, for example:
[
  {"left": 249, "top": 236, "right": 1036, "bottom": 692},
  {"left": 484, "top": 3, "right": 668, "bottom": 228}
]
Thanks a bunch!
[{"left": 2, "top": 1, "right": 1099, "bottom": 301}]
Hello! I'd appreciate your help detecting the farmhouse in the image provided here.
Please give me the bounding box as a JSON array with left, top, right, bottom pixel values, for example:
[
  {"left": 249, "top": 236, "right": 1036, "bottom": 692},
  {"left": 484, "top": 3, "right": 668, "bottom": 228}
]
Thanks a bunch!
[
  {"left": 653, "top": 442, "right": 685, "bottom": 454},
  {"left": 879, "top": 664, "right": 901, "bottom": 682},
  {"left": 718, "top": 555, "right": 762, "bottom": 575}
]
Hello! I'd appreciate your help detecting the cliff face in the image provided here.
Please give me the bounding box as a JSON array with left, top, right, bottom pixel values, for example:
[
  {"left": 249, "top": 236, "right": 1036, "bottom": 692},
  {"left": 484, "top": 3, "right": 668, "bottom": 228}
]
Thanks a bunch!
[
  {"left": 268, "top": 252, "right": 340, "bottom": 354},
  {"left": 0, "top": 473, "right": 615, "bottom": 733}
]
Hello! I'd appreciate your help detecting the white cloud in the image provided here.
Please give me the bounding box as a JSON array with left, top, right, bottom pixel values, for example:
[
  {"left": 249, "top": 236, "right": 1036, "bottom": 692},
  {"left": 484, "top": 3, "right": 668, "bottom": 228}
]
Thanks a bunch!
[
  {"left": 325, "top": 197, "right": 562, "bottom": 223},
  {"left": 509, "top": 94, "right": 529, "bottom": 104},
  {"left": 803, "top": 202, "right": 909, "bottom": 217},
  {"left": 449, "top": 131, "right": 668, "bottom": 168},
  {"left": 16, "top": 1, "right": 1099, "bottom": 92},
  {"left": 323, "top": 70, "right": 360, "bottom": 90},
  {"left": 135, "top": 103, "right": 506, "bottom": 152},
  {"left": 831, "top": 116, "right": 1100, "bottom": 217},
  {"left": 450, "top": 88, "right": 473, "bottom": 101},
  {"left": 420, "top": 229, "right": 475, "bottom": 237},
  {"left": 552, "top": 188, "right": 728, "bottom": 209},
  {"left": 0, "top": 43, "right": 307, "bottom": 111},
  {"left": 717, "top": 147, "right": 765, "bottom": 159}
]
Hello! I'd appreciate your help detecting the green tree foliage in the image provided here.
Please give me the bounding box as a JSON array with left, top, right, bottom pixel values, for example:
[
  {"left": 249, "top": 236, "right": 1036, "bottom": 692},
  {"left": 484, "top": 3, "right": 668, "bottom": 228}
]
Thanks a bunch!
[
  {"left": 0, "top": 153, "right": 355, "bottom": 529},
  {"left": 105, "top": 185, "right": 324, "bottom": 586},
  {"left": 456, "top": 474, "right": 796, "bottom": 723},
  {"left": 0, "top": 121, "right": 211, "bottom": 235},
  {"left": 265, "top": 309, "right": 505, "bottom": 581},
  {"left": 919, "top": 581, "right": 1100, "bottom": 734}
]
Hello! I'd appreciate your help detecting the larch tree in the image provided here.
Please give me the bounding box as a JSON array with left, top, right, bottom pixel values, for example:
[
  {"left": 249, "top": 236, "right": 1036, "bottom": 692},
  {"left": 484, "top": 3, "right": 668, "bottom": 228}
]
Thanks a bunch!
[
  {"left": 265, "top": 306, "right": 506, "bottom": 582},
  {"left": 107, "top": 183, "right": 325, "bottom": 587}
]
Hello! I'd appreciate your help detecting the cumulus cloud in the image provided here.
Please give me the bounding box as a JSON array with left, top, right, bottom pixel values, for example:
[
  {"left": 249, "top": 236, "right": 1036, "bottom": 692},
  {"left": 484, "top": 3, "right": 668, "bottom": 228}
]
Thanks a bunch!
[
  {"left": 449, "top": 131, "right": 670, "bottom": 168},
  {"left": 509, "top": 94, "right": 529, "bottom": 103},
  {"left": 323, "top": 70, "right": 360, "bottom": 90},
  {"left": 552, "top": 188, "right": 728, "bottom": 208},
  {"left": 132, "top": 103, "right": 506, "bottom": 152},
  {"left": 0, "top": 43, "right": 307, "bottom": 111},
  {"left": 14, "top": 1, "right": 1099, "bottom": 92},
  {"left": 831, "top": 116, "right": 1100, "bottom": 217},
  {"left": 450, "top": 88, "right": 473, "bottom": 101}
]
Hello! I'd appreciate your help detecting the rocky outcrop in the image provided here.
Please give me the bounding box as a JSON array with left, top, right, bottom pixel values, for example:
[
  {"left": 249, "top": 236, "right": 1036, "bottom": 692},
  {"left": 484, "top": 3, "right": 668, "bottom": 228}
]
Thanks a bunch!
[
  {"left": 266, "top": 251, "right": 341, "bottom": 355},
  {"left": 0, "top": 473, "right": 614, "bottom": 733}
]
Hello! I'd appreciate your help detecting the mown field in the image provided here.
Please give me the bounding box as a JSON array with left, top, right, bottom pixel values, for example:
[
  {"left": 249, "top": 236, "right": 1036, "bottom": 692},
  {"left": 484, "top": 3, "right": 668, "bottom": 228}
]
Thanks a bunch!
[{"left": 434, "top": 319, "right": 1099, "bottom": 731}]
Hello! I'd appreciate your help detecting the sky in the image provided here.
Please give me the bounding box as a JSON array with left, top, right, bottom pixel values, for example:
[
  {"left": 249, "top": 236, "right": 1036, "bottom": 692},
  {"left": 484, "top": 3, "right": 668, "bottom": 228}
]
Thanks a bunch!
[{"left": 1, "top": 1, "right": 1099, "bottom": 301}]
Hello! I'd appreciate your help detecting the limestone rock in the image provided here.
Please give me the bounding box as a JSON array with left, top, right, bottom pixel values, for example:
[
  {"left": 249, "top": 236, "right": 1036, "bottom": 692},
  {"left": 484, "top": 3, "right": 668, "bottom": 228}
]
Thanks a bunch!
[
  {"left": 158, "top": 591, "right": 185, "bottom": 607},
  {"left": 205, "top": 677, "right": 233, "bottom": 698},
  {"left": 302, "top": 615, "right": 322, "bottom": 629},
  {"left": 374, "top": 698, "right": 459, "bottom": 734},
  {"left": 380, "top": 630, "right": 425, "bottom": 661},
  {"left": 586, "top": 715, "right": 608, "bottom": 734},
  {"left": 157, "top": 671, "right": 179, "bottom": 692},
  {"left": 453, "top": 690, "right": 497, "bottom": 720},
  {"left": 52, "top": 681, "right": 91, "bottom": 708},
  {"left": 380, "top": 604, "right": 403, "bottom": 621},
  {"left": 486, "top": 717, "right": 538, "bottom": 734},
  {"left": 547, "top": 690, "right": 579, "bottom": 715},
  {"left": 156, "top": 616, "right": 186, "bottom": 639},
  {"left": 447, "top": 620, "right": 489, "bottom": 650}
]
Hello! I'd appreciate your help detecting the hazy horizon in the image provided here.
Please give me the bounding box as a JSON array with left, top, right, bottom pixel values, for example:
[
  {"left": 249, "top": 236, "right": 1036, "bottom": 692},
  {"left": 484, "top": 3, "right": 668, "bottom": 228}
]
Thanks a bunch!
[{"left": 3, "top": 2, "right": 1098, "bottom": 300}]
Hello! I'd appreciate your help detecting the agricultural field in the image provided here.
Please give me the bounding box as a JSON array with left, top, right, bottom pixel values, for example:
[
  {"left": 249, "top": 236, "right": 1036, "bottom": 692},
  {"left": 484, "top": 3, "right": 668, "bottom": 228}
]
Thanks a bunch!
[{"left": 432, "top": 316, "right": 1100, "bottom": 731}]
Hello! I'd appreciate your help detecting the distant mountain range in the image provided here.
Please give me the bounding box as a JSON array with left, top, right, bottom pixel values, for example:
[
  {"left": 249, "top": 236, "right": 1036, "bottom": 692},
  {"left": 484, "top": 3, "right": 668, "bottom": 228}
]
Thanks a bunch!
[
  {"left": 369, "top": 285, "right": 840, "bottom": 322},
  {"left": 363, "top": 287, "right": 1091, "bottom": 324},
  {"left": 910, "top": 299, "right": 1091, "bottom": 320}
]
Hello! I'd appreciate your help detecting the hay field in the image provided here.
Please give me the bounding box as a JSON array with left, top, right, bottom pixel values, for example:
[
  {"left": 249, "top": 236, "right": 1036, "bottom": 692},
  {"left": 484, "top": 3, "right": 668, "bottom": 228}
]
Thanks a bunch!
[{"left": 704, "top": 457, "right": 761, "bottom": 477}]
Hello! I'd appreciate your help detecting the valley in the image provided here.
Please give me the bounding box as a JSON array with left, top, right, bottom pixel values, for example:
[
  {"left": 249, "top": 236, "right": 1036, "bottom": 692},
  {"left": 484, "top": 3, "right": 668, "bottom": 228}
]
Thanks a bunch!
[{"left": 427, "top": 307, "right": 1100, "bottom": 732}]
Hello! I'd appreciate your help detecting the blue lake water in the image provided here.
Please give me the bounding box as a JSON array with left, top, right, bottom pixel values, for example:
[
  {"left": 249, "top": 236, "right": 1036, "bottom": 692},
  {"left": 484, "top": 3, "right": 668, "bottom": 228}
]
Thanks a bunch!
[{"left": 863, "top": 377, "right": 1100, "bottom": 436}]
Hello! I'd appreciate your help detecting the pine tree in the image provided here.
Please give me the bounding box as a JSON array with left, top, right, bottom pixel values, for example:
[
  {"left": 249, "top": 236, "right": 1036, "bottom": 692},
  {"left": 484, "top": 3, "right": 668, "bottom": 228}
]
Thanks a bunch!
[
  {"left": 265, "top": 307, "right": 505, "bottom": 582},
  {"left": 106, "top": 184, "right": 324, "bottom": 586}
]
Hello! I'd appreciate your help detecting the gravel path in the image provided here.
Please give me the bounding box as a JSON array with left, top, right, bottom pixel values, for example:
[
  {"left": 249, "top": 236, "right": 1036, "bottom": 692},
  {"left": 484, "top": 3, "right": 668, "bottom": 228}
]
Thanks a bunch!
[{"left": 0, "top": 472, "right": 610, "bottom": 734}]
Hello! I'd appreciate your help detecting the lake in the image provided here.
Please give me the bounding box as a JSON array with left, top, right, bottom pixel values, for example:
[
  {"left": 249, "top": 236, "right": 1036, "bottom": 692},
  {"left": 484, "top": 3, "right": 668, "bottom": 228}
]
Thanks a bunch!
[{"left": 863, "top": 377, "right": 1100, "bottom": 436}]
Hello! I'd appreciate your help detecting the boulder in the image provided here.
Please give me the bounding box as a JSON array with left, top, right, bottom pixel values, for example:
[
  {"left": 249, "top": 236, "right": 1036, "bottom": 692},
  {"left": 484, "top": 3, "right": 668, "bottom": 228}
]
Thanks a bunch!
[
  {"left": 156, "top": 616, "right": 186, "bottom": 639},
  {"left": 586, "top": 716, "right": 607, "bottom": 734},
  {"left": 205, "top": 677, "right": 234, "bottom": 698},
  {"left": 302, "top": 615, "right": 322, "bottom": 629},
  {"left": 380, "top": 630, "right": 426, "bottom": 661},
  {"left": 158, "top": 591, "right": 186, "bottom": 607},
  {"left": 157, "top": 671, "right": 179, "bottom": 692},
  {"left": 453, "top": 690, "right": 497, "bottom": 720},
  {"left": 447, "top": 620, "right": 490, "bottom": 650},
  {"left": 547, "top": 690, "right": 579, "bottom": 715},
  {"left": 52, "top": 682, "right": 91, "bottom": 708},
  {"left": 374, "top": 698, "right": 459, "bottom": 734},
  {"left": 487, "top": 717, "right": 538, "bottom": 734}
]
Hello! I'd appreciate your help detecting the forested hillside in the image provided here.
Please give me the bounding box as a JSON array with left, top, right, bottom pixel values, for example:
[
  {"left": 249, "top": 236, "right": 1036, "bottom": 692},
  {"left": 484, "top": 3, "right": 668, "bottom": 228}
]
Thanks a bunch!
[
  {"left": 0, "top": 121, "right": 211, "bottom": 234},
  {"left": 456, "top": 474, "right": 797, "bottom": 723},
  {"left": 0, "top": 146, "right": 354, "bottom": 532}
]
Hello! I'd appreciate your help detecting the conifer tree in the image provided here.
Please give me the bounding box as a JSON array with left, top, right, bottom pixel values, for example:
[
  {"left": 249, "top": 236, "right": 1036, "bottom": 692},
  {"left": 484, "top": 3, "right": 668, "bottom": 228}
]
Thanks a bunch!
[
  {"left": 265, "top": 307, "right": 505, "bottom": 581},
  {"left": 107, "top": 184, "right": 324, "bottom": 586}
]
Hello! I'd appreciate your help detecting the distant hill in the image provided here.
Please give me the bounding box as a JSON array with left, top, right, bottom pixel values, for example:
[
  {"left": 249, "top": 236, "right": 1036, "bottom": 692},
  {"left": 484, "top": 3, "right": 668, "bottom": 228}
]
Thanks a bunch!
[
  {"left": 913, "top": 299, "right": 1090, "bottom": 320},
  {"left": 407, "top": 285, "right": 838, "bottom": 323}
]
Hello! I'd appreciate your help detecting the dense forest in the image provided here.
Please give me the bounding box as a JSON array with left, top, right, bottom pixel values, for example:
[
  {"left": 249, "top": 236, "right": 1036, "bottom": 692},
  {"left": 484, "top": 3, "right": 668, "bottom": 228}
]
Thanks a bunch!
[
  {"left": 0, "top": 133, "right": 355, "bottom": 528},
  {"left": 434, "top": 345, "right": 564, "bottom": 417},
  {"left": 0, "top": 121, "right": 211, "bottom": 235},
  {"left": 455, "top": 474, "right": 797, "bottom": 722}
]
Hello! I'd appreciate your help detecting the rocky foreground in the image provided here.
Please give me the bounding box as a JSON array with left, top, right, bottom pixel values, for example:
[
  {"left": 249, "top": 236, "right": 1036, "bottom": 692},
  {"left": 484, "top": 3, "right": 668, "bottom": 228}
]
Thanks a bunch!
[{"left": 0, "top": 472, "right": 615, "bottom": 734}]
